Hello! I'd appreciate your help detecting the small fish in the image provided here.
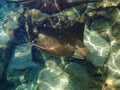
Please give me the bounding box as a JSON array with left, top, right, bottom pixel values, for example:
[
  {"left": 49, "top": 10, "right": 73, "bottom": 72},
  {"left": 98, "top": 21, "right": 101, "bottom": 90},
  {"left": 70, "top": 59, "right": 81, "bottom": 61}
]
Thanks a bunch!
[{"left": 4, "top": 0, "right": 102, "bottom": 14}]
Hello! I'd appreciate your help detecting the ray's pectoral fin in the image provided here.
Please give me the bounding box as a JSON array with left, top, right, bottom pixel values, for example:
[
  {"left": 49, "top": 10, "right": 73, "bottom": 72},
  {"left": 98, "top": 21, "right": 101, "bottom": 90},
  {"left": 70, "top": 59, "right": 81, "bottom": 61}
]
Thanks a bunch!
[
  {"left": 32, "top": 43, "right": 74, "bottom": 57},
  {"left": 71, "top": 16, "right": 89, "bottom": 59},
  {"left": 72, "top": 38, "right": 90, "bottom": 59},
  {"left": 32, "top": 43, "right": 55, "bottom": 55},
  {"left": 73, "top": 45, "right": 89, "bottom": 59}
]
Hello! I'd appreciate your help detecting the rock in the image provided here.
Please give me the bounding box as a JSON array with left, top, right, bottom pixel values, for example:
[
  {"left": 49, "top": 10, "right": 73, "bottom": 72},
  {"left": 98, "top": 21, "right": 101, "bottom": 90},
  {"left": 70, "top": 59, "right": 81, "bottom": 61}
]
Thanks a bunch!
[
  {"left": 65, "top": 62, "right": 92, "bottom": 90},
  {"left": 0, "top": 48, "right": 6, "bottom": 79},
  {"left": 7, "top": 43, "right": 39, "bottom": 70},
  {"left": 103, "top": 42, "right": 120, "bottom": 90},
  {"left": 6, "top": 43, "right": 41, "bottom": 86},
  {"left": 0, "top": 31, "right": 11, "bottom": 47},
  {"left": 84, "top": 29, "right": 110, "bottom": 67},
  {"left": 36, "top": 58, "right": 69, "bottom": 90}
]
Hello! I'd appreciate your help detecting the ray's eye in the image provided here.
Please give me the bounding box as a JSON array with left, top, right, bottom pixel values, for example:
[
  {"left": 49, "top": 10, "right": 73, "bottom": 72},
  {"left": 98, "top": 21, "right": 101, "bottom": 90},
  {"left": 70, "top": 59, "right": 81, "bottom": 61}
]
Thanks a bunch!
[
  {"left": 32, "top": 39, "right": 37, "bottom": 44},
  {"left": 104, "top": 83, "right": 108, "bottom": 87},
  {"left": 31, "top": 40, "right": 35, "bottom": 43},
  {"left": 103, "top": 83, "right": 112, "bottom": 90}
]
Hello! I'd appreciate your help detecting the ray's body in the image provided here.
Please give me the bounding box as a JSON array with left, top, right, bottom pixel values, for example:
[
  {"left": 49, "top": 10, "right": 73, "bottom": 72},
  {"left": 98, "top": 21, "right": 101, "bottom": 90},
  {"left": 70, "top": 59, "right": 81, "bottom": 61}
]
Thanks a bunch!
[{"left": 27, "top": 15, "right": 89, "bottom": 58}]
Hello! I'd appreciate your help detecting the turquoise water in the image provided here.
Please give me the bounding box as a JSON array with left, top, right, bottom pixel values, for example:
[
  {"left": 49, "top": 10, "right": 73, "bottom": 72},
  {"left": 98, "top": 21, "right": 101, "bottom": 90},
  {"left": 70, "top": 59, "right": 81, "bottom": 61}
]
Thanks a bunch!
[{"left": 0, "top": 0, "right": 120, "bottom": 90}]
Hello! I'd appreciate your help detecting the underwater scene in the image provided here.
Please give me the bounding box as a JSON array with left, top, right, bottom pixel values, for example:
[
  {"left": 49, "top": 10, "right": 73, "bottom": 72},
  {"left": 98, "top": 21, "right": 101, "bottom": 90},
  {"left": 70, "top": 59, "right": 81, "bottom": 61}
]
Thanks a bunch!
[{"left": 0, "top": 0, "right": 120, "bottom": 90}]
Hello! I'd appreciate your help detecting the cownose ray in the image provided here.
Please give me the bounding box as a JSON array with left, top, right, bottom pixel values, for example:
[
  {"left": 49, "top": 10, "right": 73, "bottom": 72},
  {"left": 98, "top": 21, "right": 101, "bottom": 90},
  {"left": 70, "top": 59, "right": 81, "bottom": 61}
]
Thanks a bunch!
[
  {"left": 4, "top": 0, "right": 102, "bottom": 14},
  {"left": 28, "top": 16, "right": 89, "bottom": 59}
]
